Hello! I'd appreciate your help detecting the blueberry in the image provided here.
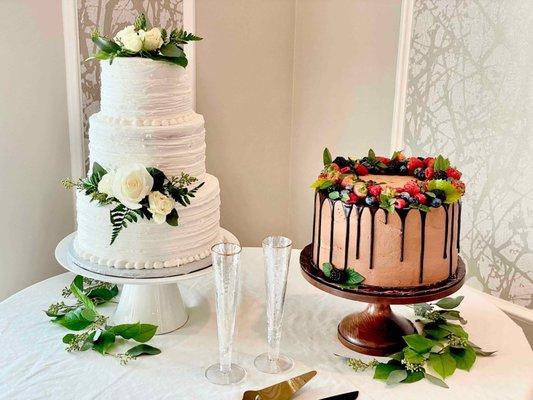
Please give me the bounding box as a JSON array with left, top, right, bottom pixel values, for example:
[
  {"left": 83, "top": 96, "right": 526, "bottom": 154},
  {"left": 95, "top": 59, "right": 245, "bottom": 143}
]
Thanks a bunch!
[
  {"left": 434, "top": 170, "right": 448, "bottom": 180},
  {"left": 365, "top": 196, "right": 378, "bottom": 206},
  {"left": 413, "top": 167, "right": 425, "bottom": 180},
  {"left": 398, "top": 165, "right": 408, "bottom": 174},
  {"left": 399, "top": 192, "right": 411, "bottom": 200},
  {"left": 428, "top": 197, "right": 442, "bottom": 207}
]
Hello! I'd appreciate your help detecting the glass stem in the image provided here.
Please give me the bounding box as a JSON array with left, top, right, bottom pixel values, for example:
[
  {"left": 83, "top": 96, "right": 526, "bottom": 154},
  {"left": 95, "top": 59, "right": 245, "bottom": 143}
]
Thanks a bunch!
[{"left": 267, "top": 326, "right": 281, "bottom": 362}]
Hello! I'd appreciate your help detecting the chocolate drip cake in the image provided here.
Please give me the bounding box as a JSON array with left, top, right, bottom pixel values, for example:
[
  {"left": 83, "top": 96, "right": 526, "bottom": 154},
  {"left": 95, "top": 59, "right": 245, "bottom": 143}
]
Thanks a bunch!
[{"left": 310, "top": 149, "right": 465, "bottom": 288}]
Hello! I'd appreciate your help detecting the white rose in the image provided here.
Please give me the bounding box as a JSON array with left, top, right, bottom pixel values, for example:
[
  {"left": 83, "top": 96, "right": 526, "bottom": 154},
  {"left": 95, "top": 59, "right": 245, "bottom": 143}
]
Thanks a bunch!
[
  {"left": 114, "top": 25, "right": 142, "bottom": 52},
  {"left": 112, "top": 164, "right": 154, "bottom": 209},
  {"left": 97, "top": 171, "right": 115, "bottom": 197},
  {"left": 139, "top": 28, "right": 164, "bottom": 51},
  {"left": 148, "top": 191, "right": 175, "bottom": 224}
]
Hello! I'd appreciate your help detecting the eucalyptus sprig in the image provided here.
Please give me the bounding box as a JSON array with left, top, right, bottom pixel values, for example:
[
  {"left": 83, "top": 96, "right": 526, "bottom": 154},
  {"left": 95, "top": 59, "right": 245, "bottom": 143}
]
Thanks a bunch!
[
  {"left": 46, "top": 275, "right": 161, "bottom": 364},
  {"left": 341, "top": 296, "right": 496, "bottom": 388}
]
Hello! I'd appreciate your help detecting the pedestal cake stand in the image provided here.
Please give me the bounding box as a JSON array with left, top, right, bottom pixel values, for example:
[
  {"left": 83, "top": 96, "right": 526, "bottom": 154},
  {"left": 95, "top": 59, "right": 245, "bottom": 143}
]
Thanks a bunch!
[
  {"left": 299, "top": 245, "right": 466, "bottom": 356},
  {"left": 55, "top": 230, "right": 238, "bottom": 334}
]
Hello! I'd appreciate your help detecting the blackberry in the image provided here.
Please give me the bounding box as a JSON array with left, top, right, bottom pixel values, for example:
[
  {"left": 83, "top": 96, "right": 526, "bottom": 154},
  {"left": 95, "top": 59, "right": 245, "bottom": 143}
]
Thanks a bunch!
[
  {"left": 428, "top": 197, "right": 442, "bottom": 208},
  {"left": 434, "top": 170, "right": 448, "bottom": 180},
  {"left": 431, "top": 189, "right": 446, "bottom": 201},
  {"left": 368, "top": 165, "right": 380, "bottom": 174},
  {"left": 333, "top": 156, "right": 350, "bottom": 168},
  {"left": 365, "top": 196, "right": 378, "bottom": 206},
  {"left": 329, "top": 267, "right": 346, "bottom": 283}
]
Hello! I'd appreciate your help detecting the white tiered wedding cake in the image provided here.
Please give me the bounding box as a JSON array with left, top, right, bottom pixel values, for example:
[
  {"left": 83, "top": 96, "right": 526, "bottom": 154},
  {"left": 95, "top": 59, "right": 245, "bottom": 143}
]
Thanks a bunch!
[{"left": 74, "top": 57, "right": 224, "bottom": 270}]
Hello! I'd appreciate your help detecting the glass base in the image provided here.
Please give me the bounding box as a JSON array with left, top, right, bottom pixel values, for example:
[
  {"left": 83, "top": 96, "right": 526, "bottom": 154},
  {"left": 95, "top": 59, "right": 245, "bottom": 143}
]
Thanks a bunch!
[
  {"left": 205, "top": 363, "right": 246, "bottom": 385},
  {"left": 254, "top": 353, "right": 294, "bottom": 374}
]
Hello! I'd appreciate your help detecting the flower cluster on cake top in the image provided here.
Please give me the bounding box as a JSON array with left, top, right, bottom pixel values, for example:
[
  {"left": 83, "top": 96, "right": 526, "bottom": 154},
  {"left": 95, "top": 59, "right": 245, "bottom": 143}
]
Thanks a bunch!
[
  {"left": 311, "top": 149, "right": 465, "bottom": 212},
  {"left": 89, "top": 13, "right": 201, "bottom": 67}
]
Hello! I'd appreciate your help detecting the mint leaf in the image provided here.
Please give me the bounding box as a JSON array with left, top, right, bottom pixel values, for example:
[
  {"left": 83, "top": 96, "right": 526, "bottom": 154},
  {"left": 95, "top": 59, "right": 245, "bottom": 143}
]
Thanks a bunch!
[
  {"left": 126, "top": 344, "right": 161, "bottom": 357},
  {"left": 403, "top": 334, "right": 436, "bottom": 354},
  {"left": 435, "top": 296, "right": 464, "bottom": 309},
  {"left": 328, "top": 191, "right": 340, "bottom": 200},
  {"left": 345, "top": 268, "right": 365, "bottom": 285},
  {"left": 323, "top": 148, "right": 332, "bottom": 166},
  {"left": 368, "top": 149, "right": 376, "bottom": 159},
  {"left": 429, "top": 352, "right": 456, "bottom": 379},
  {"left": 433, "top": 155, "right": 450, "bottom": 171},
  {"left": 322, "top": 262, "right": 333, "bottom": 278}
]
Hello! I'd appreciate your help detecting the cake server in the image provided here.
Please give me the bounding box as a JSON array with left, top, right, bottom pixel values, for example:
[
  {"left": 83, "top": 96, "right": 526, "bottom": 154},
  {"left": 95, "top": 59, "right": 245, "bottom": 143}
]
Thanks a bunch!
[
  {"left": 319, "top": 390, "right": 359, "bottom": 400},
  {"left": 241, "top": 370, "right": 317, "bottom": 400}
]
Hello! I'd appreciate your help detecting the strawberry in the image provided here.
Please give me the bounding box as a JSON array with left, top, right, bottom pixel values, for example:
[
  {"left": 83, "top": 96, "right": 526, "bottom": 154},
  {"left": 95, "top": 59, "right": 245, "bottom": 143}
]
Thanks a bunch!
[
  {"left": 403, "top": 181, "right": 421, "bottom": 196},
  {"left": 414, "top": 193, "right": 427, "bottom": 205},
  {"left": 367, "top": 185, "right": 382, "bottom": 197},
  {"left": 407, "top": 157, "right": 425, "bottom": 173},
  {"left": 424, "top": 157, "right": 435, "bottom": 168},
  {"left": 355, "top": 164, "right": 369, "bottom": 176},
  {"left": 330, "top": 163, "right": 340, "bottom": 171},
  {"left": 340, "top": 166, "right": 351, "bottom": 174},
  {"left": 346, "top": 192, "right": 358, "bottom": 204},
  {"left": 446, "top": 167, "right": 462, "bottom": 180},
  {"left": 394, "top": 198, "right": 408, "bottom": 209},
  {"left": 376, "top": 156, "right": 391, "bottom": 165},
  {"left": 425, "top": 167, "right": 434, "bottom": 180}
]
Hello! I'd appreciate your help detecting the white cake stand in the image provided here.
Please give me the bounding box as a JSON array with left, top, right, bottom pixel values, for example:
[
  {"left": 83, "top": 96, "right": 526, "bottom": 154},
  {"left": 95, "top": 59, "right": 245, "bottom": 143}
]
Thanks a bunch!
[{"left": 55, "top": 230, "right": 238, "bottom": 334}]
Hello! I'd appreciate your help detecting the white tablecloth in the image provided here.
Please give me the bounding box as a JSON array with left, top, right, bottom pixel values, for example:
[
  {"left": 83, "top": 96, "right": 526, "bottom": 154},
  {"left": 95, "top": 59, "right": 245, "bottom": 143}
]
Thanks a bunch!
[{"left": 1, "top": 248, "right": 531, "bottom": 399}]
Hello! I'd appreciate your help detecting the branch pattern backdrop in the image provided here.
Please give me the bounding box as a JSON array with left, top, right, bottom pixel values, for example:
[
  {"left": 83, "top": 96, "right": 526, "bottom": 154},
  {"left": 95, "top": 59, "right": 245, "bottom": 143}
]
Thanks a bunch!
[
  {"left": 77, "top": 0, "right": 183, "bottom": 170},
  {"left": 404, "top": 0, "right": 533, "bottom": 308}
]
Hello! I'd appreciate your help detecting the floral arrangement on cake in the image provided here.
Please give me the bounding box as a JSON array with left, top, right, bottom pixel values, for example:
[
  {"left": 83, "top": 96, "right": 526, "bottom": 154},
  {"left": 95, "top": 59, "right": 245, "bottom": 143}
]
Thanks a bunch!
[
  {"left": 89, "top": 13, "right": 201, "bottom": 67},
  {"left": 311, "top": 149, "right": 465, "bottom": 212},
  {"left": 63, "top": 163, "right": 204, "bottom": 244}
]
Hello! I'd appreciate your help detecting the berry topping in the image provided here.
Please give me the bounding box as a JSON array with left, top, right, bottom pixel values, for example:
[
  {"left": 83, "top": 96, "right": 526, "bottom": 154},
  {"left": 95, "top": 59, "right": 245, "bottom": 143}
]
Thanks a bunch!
[
  {"left": 376, "top": 156, "right": 391, "bottom": 165},
  {"left": 394, "top": 198, "right": 408, "bottom": 209},
  {"left": 403, "top": 181, "right": 421, "bottom": 196},
  {"left": 333, "top": 156, "right": 350, "bottom": 168},
  {"left": 345, "top": 192, "right": 358, "bottom": 204},
  {"left": 367, "top": 185, "right": 382, "bottom": 197},
  {"left": 329, "top": 267, "right": 346, "bottom": 283},
  {"left": 428, "top": 197, "right": 443, "bottom": 208},
  {"left": 413, "top": 167, "right": 426, "bottom": 180},
  {"left": 414, "top": 193, "right": 427, "bottom": 205},
  {"left": 430, "top": 189, "right": 446, "bottom": 201},
  {"left": 407, "top": 157, "right": 425, "bottom": 173},
  {"left": 433, "top": 170, "right": 448, "bottom": 180},
  {"left": 355, "top": 164, "right": 369, "bottom": 176},
  {"left": 364, "top": 196, "right": 378, "bottom": 206},
  {"left": 446, "top": 167, "right": 462, "bottom": 180},
  {"left": 424, "top": 157, "right": 435, "bottom": 168},
  {"left": 425, "top": 167, "right": 434, "bottom": 180}
]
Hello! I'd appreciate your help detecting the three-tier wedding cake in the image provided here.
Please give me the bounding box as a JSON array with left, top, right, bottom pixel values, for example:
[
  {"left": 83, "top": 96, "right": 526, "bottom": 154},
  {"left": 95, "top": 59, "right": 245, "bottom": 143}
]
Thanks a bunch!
[{"left": 67, "top": 20, "right": 228, "bottom": 271}]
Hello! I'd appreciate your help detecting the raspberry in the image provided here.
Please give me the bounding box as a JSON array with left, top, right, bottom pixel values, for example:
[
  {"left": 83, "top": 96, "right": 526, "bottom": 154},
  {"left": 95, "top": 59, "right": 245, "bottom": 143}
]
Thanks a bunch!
[
  {"left": 414, "top": 193, "right": 427, "bottom": 205},
  {"left": 367, "top": 185, "right": 382, "bottom": 197},
  {"left": 395, "top": 198, "right": 408, "bottom": 209}
]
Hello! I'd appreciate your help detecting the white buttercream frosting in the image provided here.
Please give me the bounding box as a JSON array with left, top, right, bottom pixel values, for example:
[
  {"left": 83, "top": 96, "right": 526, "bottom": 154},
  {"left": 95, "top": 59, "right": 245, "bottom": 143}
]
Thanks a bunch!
[{"left": 100, "top": 58, "right": 192, "bottom": 120}]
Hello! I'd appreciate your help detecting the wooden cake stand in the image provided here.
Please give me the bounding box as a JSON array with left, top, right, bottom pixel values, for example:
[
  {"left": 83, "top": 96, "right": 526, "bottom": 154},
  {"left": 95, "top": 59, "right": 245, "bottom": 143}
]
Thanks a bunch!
[{"left": 299, "top": 245, "right": 466, "bottom": 356}]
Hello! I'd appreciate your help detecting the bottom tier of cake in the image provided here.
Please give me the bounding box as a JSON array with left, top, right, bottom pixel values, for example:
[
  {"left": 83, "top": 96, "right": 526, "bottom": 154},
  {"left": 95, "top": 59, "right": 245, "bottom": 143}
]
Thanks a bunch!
[{"left": 75, "top": 174, "right": 221, "bottom": 270}]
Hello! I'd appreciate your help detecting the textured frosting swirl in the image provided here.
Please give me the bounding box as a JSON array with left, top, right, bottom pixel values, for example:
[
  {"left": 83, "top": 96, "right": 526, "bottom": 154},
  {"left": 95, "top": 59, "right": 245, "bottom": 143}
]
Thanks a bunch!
[{"left": 100, "top": 58, "right": 192, "bottom": 119}]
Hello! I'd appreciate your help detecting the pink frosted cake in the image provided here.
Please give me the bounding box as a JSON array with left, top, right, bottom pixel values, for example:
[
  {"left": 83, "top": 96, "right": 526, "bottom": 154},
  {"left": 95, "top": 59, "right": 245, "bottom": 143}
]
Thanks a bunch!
[{"left": 310, "top": 149, "right": 465, "bottom": 288}]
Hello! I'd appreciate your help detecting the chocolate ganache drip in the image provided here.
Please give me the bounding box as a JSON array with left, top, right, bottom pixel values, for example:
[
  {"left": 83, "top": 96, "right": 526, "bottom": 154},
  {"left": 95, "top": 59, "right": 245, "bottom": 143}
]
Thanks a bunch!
[
  {"left": 419, "top": 210, "right": 427, "bottom": 283},
  {"left": 443, "top": 204, "right": 449, "bottom": 259},
  {"left": 342, "top": 204, "right": 353, "bottom": 270}
]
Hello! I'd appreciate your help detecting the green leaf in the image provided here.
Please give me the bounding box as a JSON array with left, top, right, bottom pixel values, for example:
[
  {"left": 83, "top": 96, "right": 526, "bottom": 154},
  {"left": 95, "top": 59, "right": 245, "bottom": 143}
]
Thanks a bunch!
[
  {"left": 92, "top": 330, "right": 116, "bottom": 355},
  {"left": 134, "top": 13, "right": 147, "bottom": 31},
  {"left": 92, "top": 50, "right": 111, "bottom": 60},
  {"left": 427, "top": 180, "right": 461, "bottom": 204},
  {"left": 403, "top": 348, "right": 425, "bottom": 364},
  {"left": 433, "top": 155, "right": 451, "bottom": 171},
  {"left": 440, "top": 323, "right": 468, "bottom": 339},
  {"left": 166, "top": 208, "right": 179, "bottom": 226},
  {"left": 80, "top": 307, "right": 98, "bottom": 322},
  {"left": 373, "top": 362, "right": 403, "bottom": 380},
  {"left": 323, "top": 148, "right": 332, "bottom": 166},
  {"left": 87, "top": 286, "right": 119, "bottom": 302},
  {"left": 62, "top": 333, "right": 76, "bottom": 344},
  {"left": 468, "top": 341, "right": 497, "bottom": 357},
  {"left": 146, "top": 167, "right": 166, "bottom": 191},
  {"left": 328, "top": 191, "right": 340, "bottom": 200},
  {"left": 73, "top": 275, "right": 84, "bottom": 291},
  {"left": 53, "top": 308, "right": 93, "bottom": 331},
  {"left": 167, "top": 56, "right": 188, "bottom": 67},
  {"left": 91, "top": 33, "right": 121, "bottom": 54},
  {"left": 111, "top": 322, "right": 158, "bottom": 343},
  {"left": 403, "top": 370, "right": 425, "bottom": 383},
  {"left": 126, "top": 344, "right": 161, "bottom": 357},
  {"left": 160, "top": 43, "right": 184, "bottom": 58},
  {"left": 450, "top": 346, "right": 476, "bottom": 371},
  {"left": 403, "top": 334, "right": 435, "bottom": 354},
  {"left": 440, "top": 310, "right": 467, "bottom": 324},
  {"left": 435, "top": 296, "right": 464, "bottom": 309},
  {"left": 386, "top": 369, "right": 408, "bottom": 385},
  {"left": 345, "top": 268, "right": 365, "bottom": 285},
  {"left": 424, "top": 372, "right": 449, "bottom": 388},
  {"left": 429, "top": 352, "right": 456, "bottom": 379},
  {"left": 319, "top": 180, "right": 334, "bottom": 190},
  {"left": 70, "top": 282, "right": 96, "bottom": 313},
  {"left": 91, "top": 162, "right": 107, "bottom": 182},
  {"left": 424, "top": 326, "right": 450, "bottom": 340},
  {"left": 322, "top": 262, "right": 333, "bottom": 278},
  {"left": 388, "top": 351, "right": 404, "bottom": 361},
  {"left": 368, "top": 149, "right": 376, "bottom": 159}
]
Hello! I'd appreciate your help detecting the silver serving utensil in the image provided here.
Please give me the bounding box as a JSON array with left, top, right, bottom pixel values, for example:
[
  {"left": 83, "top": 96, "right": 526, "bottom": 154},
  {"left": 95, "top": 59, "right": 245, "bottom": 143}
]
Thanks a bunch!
[{"left": 242, "top": 370, "right": 317, "bottom": 400}]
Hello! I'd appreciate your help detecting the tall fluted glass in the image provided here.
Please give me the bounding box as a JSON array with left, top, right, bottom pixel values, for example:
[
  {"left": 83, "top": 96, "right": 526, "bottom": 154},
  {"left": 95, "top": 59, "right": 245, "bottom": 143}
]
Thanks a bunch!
[
  {"left": 254, "top": 236, "right": 294, "bottom": 374},
  {"left": 205, "top": 243, "right": 246, "bottom": 385}
]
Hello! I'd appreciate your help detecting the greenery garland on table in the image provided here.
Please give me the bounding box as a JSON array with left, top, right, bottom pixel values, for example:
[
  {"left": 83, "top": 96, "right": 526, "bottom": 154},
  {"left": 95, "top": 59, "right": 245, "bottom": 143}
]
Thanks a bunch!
[
  {"left": 45, "top": 275, "right": 161, "bottom": 365},
  {"left": 339, "top": 296, "right": 496, "bottom": 388}
]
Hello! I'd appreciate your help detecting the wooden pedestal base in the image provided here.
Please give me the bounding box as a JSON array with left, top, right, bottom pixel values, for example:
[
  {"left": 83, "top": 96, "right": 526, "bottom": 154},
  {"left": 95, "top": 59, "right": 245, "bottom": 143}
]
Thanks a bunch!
[
  {"left": 337, "top": 303, "right": 416, "bottom": 356},
  {"left": 299, "top": 244, "right": 466, "bottom": 356}
]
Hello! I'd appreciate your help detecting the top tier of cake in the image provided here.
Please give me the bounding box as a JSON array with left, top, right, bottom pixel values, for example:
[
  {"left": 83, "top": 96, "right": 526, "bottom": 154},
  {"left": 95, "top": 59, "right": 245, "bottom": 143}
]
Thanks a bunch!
[{"left": 100, "top": 58, "right": 193, "bottom": 120}]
